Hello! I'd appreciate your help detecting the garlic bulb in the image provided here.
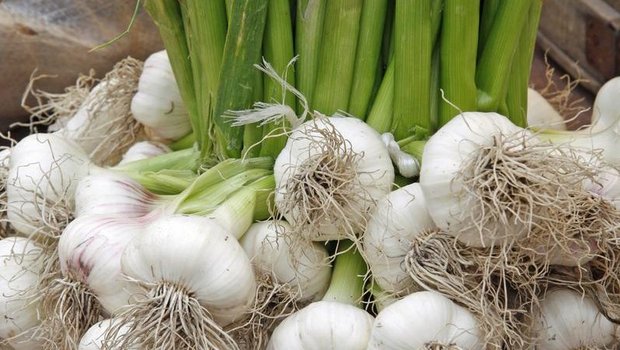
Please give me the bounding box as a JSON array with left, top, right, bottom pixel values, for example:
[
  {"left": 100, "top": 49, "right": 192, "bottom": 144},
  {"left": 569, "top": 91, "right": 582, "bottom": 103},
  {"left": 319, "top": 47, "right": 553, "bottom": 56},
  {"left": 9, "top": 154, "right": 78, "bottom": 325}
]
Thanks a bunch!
[
  {"left": 130, "top": 50, "right": 191, "bottom": 141},
  {"left": 527, "top": 88, "right": 566, "bottom": 130},
  {"left": 78, "top": 318, "right": 135, "bottom": 350},
  {"left": 368, "top": 291, "right": 484, "bottom": 349},
  {"left": 6, "top": 133, "right": 94, "bottom": 236},
  {"left": 0, "top": 237, "right": 45, "bottom": 350},
  {"left": 58, "top": 215, "right": 142, "bottom": 315},
  {"left": 240, "top": 220, "right": 331, "bottom": 302},
  {"left": 274, "top": 116, "right": 394, "bottom": 241},
  {"left": 114, "top": 215, "right": 256, "bottom": 349},
  {"left": 537, "top": 289, "right": 617, "bottom": 349},
  {"left": 363, "top": 183, "right": 435, "bottom": 295},
  {"left": 56, "top": 57, "right": 143, "bottom": 166},
  {"left": 117, "top": 141, "right": 170, "bottom": 165},
  {"left": 266, "top": 301, "right": 374, "bottom": 350},
  {"left": 420, "top": 112, "right": 535, "bottom": 246}
]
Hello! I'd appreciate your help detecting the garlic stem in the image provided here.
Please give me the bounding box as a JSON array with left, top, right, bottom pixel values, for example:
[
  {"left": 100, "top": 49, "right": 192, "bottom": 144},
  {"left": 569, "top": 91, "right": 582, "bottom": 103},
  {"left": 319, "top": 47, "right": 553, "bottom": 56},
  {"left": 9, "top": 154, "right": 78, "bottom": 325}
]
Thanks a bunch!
[{"left": 321, "top": 241, "right": 367, "bottom": 306}]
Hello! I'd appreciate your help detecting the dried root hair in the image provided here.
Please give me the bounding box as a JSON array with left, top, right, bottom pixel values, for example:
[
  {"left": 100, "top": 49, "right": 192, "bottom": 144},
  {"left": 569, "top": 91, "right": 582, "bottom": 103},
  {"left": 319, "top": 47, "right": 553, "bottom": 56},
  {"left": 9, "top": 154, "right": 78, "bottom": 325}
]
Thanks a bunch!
[
  {"left": 405, "top": 229, "right": 549, "bottom": 349},
  {"left": 3, "top": 162, "right": 86, "bottom": 347},
  {"left": 517, "top": 188, "right": 620, "bottom": 268},
  {"left": 537, "top": 53, "right": 590, "bottom": 127},
  {"left": 20, "top": 70, "right": 96, "bottom": 132},
  {"left": 277, "top": 117, "right": 370, "bottom": 246},
  {"left": 228, "top": 272, "right": 304, "bottom": 350},
  {"left": 583, "top": 241, "right": 620, "bottom": 323},
  {"left": 37, "top": 276, "right": 102, "bottom": 350},
  {"left": 20, "top": 57, "right": 145, "bottom": 166},
  {"left": 458, "top": 131, "right": 600, "bottom": 244},
  {"left": 104, "top": 280, "right": 239, "bottom": 350}
]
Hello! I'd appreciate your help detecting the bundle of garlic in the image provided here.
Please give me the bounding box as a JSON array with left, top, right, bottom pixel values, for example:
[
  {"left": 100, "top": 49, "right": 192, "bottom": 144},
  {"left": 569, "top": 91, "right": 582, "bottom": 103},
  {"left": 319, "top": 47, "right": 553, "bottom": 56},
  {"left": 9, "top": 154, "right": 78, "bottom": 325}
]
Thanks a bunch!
[{"left": 41, "top": 156, "right": 274, "bottom": 347}]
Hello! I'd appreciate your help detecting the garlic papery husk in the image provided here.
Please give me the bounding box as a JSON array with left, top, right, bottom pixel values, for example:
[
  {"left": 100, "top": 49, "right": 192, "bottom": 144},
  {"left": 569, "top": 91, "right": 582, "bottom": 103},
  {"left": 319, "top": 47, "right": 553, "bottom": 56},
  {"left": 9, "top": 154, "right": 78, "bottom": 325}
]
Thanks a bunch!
[
  {"left": 43, "top": 214, "right": 143, "bottom": 348},
  {"left": 266, "top": 301, "right": 374, "bottom": 350},
  {"left": 585, "top": 166, "right": 620, "bottom": 210},
  {"left": 527, "top": 88, "right": 566, "bottom": 130},
  {"left": 240, "top": 220, "right": 331, "bottom": 302},
  {"left": 273, "top": 115, "right": 394, "bottom": 241},
  {"left": 419, "top": 111, "right": 596, "bottom": 247},
  {"left": 6, "top": 133, "right": 94, "bottom": 237},
  {"left": 57, "top": 57, "right": 144, "bottom": 166},
  {"left": 108, "top": 215, "right": 256, "bottom": 349},
  {"left": 130, "top": 50, "right": 191, "bottom": 142},
  {"left": 117, "top": 141, "right": 170, "bottom": 165},
  {"left": 74, "top": 171, "right": 164, "bottom": 219},
  {"left": 368, "top": 291, "right": 484, "bottom": 350},
  {"left": 537, "top": 289, "right": 617, "bottom": 350},
  {"left": 0, "top": 237, "right": 45, "bottom": 350},
  {"left": 363, "top": 183, "right": 435, "bottom": 295},
  {"left": 79, "top": 319, "right": 136, "bottom": 350}
]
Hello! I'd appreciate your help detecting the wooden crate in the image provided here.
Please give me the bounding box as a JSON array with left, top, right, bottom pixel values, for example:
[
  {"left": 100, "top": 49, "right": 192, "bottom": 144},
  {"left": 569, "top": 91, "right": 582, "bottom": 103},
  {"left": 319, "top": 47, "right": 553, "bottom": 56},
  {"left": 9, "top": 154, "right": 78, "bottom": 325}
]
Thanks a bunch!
[{"left": 538, "top": 0, "right": 620, "bottom": 93}]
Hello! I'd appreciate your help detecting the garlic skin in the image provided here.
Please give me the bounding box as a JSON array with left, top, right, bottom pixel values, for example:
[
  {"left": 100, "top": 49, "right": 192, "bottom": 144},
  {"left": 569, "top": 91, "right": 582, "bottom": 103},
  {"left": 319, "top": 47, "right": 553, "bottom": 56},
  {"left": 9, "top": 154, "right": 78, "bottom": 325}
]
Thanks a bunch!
[
  {"left": 0, "top": 237, "right": 45, "bottom": 350},
  {"left": 240, "top": 220, "right": 331, "bottom": 302},
  {"left": 130, "top": 50, "right": 191, "bottom": 141},
  {"left": 368, "top": 291, "right": 484, "bottom": 350},
  {"left": 118, "top": 141, "right": 170, "bottom": 165},
  {"left": 274, "top": 116, "right": 394, "bottom": 241},
  {"left": 586, "top": 166, "right": 620, "bottom": 210},
  {"left": 363, "top": 183, "right": 435, "bottom": 295},
  {"left": 527, "top": 88, "right": 566, "bottom": 130},
  {"left": 58, "top": 215, "right": 142, "bottom": 315},
  {"left": 266, "top": 301, "right": 374, "bottom": 350},
  {"left": 419, "top": 112, "right": 532, "bottom": 247},
  {"left": 78, "top": 318, "right": 135, "bottom": 350},
  {"left": 74, "top": 171, "right": 161, "bottom": 219},
  {"left": 121, "top": 215, "right": 256, "bottom": 325},
  {"left": 6, "top": 133, "right": 93, "bottom": 236},
  {"left": 537, "top": 289, "right": 616, "bottom": 350}
]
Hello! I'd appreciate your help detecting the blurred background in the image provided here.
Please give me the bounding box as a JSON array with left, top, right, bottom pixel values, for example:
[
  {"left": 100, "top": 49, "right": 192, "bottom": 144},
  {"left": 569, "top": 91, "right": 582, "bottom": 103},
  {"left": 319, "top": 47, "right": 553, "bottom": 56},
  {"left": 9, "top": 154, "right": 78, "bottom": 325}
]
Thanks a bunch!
[{"left": 0, "top": 0, "right": 616, "bottom": 132}]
